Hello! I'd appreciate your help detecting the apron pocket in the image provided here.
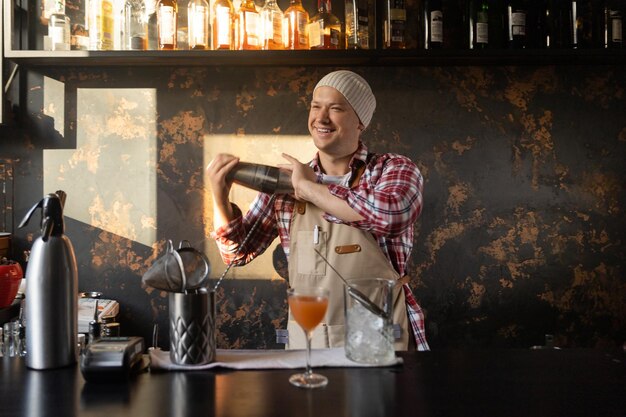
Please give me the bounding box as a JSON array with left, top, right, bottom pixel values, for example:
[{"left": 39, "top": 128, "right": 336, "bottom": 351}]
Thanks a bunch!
[{"left": 295, "top": 230, "right": 327, "bottom": 276}]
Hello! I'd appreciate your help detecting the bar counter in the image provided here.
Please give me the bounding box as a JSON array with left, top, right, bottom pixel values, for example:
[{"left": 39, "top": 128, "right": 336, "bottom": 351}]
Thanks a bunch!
[{"left": 1, "top": 348, "right": 624, "bottom": 417}]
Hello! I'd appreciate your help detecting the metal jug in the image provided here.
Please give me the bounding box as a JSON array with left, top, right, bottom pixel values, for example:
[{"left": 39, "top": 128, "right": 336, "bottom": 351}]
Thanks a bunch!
[{"left": 19, "top": 190, "right": 78, "bottom": 369}]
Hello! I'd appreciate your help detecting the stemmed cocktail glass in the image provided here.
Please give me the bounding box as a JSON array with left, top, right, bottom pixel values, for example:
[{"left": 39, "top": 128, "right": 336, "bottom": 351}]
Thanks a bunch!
[{"left": 287, "top": 286, "right": 329, "bottom": 388}]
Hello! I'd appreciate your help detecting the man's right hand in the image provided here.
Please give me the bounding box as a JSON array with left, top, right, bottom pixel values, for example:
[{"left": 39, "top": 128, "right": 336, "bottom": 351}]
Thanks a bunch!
[{"left": 206, "top": 153, "right": 240, "bottom": 228}]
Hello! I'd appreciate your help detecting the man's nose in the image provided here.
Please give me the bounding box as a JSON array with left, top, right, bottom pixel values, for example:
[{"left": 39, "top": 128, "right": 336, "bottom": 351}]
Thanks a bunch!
[{"left": 317, "top": 108, "right": 330, "bottom": 122}]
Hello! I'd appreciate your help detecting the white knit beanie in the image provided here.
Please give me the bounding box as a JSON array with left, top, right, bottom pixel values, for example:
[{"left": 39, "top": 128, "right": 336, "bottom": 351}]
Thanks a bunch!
[{"left": 314, "top": 70, "right": 376, "bottom": 128}]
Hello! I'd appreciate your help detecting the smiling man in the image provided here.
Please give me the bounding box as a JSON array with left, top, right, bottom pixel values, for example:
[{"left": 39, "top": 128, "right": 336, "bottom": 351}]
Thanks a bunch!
[{"left": 207, "top": 70, "right": 429, "bottom": 351}]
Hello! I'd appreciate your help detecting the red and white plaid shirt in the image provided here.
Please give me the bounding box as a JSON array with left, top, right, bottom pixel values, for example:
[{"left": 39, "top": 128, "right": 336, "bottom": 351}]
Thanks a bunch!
[{"left": 212, "top": 142, "right": 429, "bottom": 351}]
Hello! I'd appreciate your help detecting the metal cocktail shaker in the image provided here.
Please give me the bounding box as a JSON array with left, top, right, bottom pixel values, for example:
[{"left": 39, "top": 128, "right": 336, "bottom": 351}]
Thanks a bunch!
[
  {"left": 19, "top": 190, "right": 78, "bottom": 369},
  {"left": 226, "top": 162, "right": 294, "bottom": 194}
]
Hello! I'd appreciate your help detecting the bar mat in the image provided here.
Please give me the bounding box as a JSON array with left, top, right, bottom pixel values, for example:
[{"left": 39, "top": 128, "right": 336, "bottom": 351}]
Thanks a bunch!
[{"left": 149, "top": 348, "right": 402, "bottom": 371}]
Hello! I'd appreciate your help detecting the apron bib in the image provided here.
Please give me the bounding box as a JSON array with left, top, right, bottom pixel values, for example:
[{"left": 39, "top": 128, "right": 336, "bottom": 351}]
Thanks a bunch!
[{"left": 286, "top": 202, "right": 409, "bottom": 350}]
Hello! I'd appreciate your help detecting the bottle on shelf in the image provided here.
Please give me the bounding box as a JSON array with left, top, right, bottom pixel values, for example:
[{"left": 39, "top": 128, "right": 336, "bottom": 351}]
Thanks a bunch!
[
  {"left": 346, "top": 0, "right": 372, "bottom": 49},
  {"left": 212, "top": 0, "right": 235, "bottom": 49},
  {"left": 526, "top": 0, "right": 549, "bottom": 49},
  {"left": 48, "top": 12, "right": 71, "bottom": 50},
  {"left": 470, "top": 0, "right": 489, "bottom": 49},
  {"left": 147, "top": 0, "right": 158, "bottom": 49},
  {"left": 156, "top": 0, "right": 178, "bottom": 49},
  {"left": 87, "top": 0, "right": 115, "bottom": 50},
  {"left": 487, "top": 0, "right": 507, "bottom": 48},
  {"left": 444, "top": 0, "right": 468, "bottom": 49},
  {"left": 284, "top": 0, "right": 310, "bottom": 49},
  {"left": 260, "top": 0, "right": 284, "bottom": 50},
  {"left": 188, "top": 0, "right": 210, "bottom": 49},
  {"left": 308, "top": 0, "right": 342, "bottom": 49},
  {"left": 604, "top": 0, "right": 623, "bottom": 48},
  {"left": 424, "top": 0, "right": 443, "bottom": 49},
  {"left": 235, "top": 0, "right": 262, "bottom": 50},
  {"left": 124, "top": 0, "right": 148, "bottom": 50},
  {"left": 383, "top": 0, "right": 406, "bottom": 49},
  {"left": 506, "top": 0, "right": 527, "bottom": 48}
]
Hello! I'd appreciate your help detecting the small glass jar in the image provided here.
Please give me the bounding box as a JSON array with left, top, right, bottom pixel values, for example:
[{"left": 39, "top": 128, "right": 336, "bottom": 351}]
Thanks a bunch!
[{"left": 124, "top": 0, "right": 148, "bottom": 49}]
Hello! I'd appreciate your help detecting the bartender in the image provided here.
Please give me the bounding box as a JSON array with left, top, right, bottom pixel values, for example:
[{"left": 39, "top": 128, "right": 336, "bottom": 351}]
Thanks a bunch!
[{"left": 207, "top": 70, "right": 429, "bottom": 351}]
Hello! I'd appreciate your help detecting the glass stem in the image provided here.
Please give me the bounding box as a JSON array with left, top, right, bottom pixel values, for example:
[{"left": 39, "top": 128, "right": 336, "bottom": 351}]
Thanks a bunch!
[{"left": 305, "top": 330, "right": 313, "bottom": 378}]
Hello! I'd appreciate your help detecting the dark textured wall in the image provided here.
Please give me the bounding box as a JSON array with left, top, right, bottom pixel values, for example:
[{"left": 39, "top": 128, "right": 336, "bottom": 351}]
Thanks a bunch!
[{"left": 1, "top": 64, "right": 624, "bottom": 350}]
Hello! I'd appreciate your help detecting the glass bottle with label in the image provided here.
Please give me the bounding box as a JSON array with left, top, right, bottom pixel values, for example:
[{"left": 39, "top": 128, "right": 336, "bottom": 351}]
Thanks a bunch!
[
  {"left": 88, "top": 0, "right": 115, "bottom": 50},
  {"left": 156, "top": 0, "right": 177, "bottom": 49},
  {"left": 383, "top": 0, "right": 406, "bottom": 49},
  {"left": 235, "top": 0, "right": 262, "bottom": 49},
  {"left": 260, "top": 0, "right": 284, "bottom": 49},
  {"left": 507, "top": 0, "right": 527, "bottom": 48},
  {"left": 188, "top": 0, "right": 209, "bottom": 49},
  {"left": 470, "top": 0, "right": 489, "bottom": 49},
  {"left": 424, "top": 0, "right": 443, "bottom": 49},
  {"left": 48, "top": 12, "right": 71, "bottom": 50},
  {"left": 605, "top": 0, "right": 623, "bottom": 48},
  {"left": 212, "top": 0, "right": 235, "bottom": 49},
  {"left": 284, "top": 0, "right": 310, "bottom": 49},
  {"left": 124, "top": 0, "right": 148, "bottom": 50},
  {"left": 346, "top": 0, "right": 371, "bottom": 49},
  {"left": 309, "top": 0, "right": 342, "bottom": 49}
]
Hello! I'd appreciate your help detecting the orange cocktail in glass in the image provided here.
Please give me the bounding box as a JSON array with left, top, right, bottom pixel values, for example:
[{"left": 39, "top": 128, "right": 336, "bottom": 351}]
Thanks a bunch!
[
  {"left": 287, "top": 287, "right": 329, "bottom": 388},
  {"left": 288, "top": 295, "right": 328, "bottom": 333}
]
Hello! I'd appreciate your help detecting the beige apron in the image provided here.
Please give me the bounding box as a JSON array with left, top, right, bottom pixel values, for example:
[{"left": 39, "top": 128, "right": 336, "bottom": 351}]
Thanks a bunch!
[{"left": 286, "top": 201, "right": 409, "bottom": 350}]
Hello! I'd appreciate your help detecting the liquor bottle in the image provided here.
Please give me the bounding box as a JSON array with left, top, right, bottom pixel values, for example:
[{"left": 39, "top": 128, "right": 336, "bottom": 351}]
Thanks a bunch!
[
  {"left": 383, "top": 0, "right": 406, "bottom": 49},
  {"left": 560, "top": 0, "right": 584, "bottom": 48},
  {"left": 470, "top": 0, "right": 489, "bottom": 49},
  {"left": 235, "top": 0, "right": 262, "bottom": 49},
  {"left": 156, "top": 0, "right": 177, "bottom": 49},
  {"left": 88, "top": 0, "right": 115, "bottom": 50},
  {"left": 445, "top": 0, "right": 469, "bottom": 49},
  {"left": 346, "top": 0, "right": 372, "bottom": 49},
  {"left": 308, "top": 0, "right": 342, "bottom": 49},
  {"left": 605, "top": 0, "right": 623, "bottom": 48},
  {"left": 488, "top": 0, "right": 507, "bottom": 48},
  {"left": 284, "top": 0, "right": 310, "bottom": 49},
  {"left": 424, "top": 0, "right": 443, "bottom": 49},
  {"left": 188, "top": 0, "right": 209, "bottom": 49},
  {"left": 527, "top": 0, "right": 549, "bottom": 48},
  {"left": 260, "top": 0, "right": 284, "bottom": 50},
  {"left": 48, "top": 12, "right": 71, "bottom": 50},
  {"left": 212, "top": 0, "right": 235, "bottom": 49},
  {"left": 124, "top": 0, "right": 148, "bottom": 50},
  {"left": 147, "top": 0, "right": 158, "bottom": 49},
  {"left": 507, "top": 0, "right": 527, "bottom": 48}
]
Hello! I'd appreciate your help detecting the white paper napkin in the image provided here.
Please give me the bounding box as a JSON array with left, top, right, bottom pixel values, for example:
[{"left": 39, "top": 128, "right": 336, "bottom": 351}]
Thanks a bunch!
[{"left": 149, "top": 348, "right": 402, "bottom": 371}]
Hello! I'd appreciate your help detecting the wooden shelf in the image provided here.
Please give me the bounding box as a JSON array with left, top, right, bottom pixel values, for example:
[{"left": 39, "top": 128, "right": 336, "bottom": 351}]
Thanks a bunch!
[{"left": 4, "top": 48, "right": 626, "bottom": 67}]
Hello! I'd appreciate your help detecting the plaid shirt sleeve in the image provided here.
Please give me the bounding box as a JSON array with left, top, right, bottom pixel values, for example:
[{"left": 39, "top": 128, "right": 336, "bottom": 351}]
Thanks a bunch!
[
  {"left": 327, "top": 154, "right": 423, "bottom": 239},
  {"left": 210, "top": 193, "right": 279, "bottom": 266}
]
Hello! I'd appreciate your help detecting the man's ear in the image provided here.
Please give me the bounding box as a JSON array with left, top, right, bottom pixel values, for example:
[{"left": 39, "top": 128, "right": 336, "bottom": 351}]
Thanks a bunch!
[{"left": 358, "top": 122, "right": 365, "bottom": 132}]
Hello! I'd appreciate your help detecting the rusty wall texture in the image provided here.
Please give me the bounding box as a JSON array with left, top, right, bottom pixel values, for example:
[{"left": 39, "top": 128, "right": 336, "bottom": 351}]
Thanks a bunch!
[{"left": 1, "top": 64, "right": 624, "bottom": 350}]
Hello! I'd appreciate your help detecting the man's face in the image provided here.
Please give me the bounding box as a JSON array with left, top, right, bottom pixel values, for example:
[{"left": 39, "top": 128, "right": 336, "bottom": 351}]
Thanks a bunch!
[{"left": 308, "top": 86, "right": 363, "bottom": 159}]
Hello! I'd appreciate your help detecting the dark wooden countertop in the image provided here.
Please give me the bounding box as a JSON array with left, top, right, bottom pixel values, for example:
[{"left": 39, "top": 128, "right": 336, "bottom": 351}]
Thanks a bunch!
[{"left": 1, "top": 348, "right": 624, "bottom": 417}]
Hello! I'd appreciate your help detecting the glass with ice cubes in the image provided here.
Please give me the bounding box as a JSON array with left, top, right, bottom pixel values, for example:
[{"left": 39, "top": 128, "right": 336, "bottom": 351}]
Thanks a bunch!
[{"left": 344, "top": 278, "right": 395, "bottom": 365}]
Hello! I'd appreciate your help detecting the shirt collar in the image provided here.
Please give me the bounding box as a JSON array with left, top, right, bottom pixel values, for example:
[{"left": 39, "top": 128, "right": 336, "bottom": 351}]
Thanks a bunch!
[{"left": 311, "top": 141, "right": 369, "bottom": 174}]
